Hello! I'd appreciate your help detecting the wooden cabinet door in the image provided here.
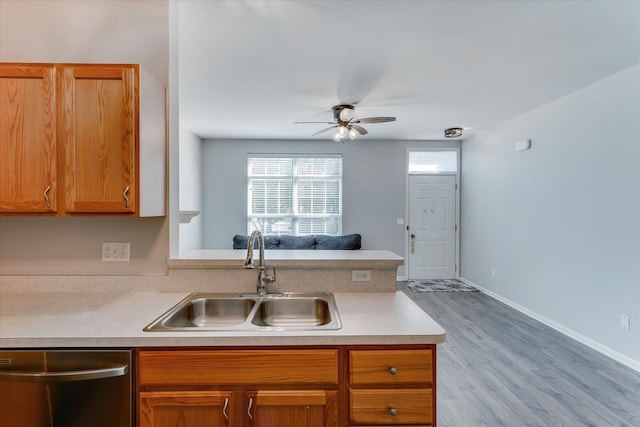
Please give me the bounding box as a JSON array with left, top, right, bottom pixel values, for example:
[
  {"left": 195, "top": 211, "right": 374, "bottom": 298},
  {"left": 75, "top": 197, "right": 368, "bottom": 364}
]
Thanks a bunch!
[
  {"left": 0, "top": 63, "right": 57, "bottom": 212},
  {"left": 139, "top": 390, "right": 233, "bottom": 427},
  {"left": 60, "top": 64, "right": 137, "bottom": 213},
  {"left": 246, "top": 390, "right": 337, "bottom": 427}
]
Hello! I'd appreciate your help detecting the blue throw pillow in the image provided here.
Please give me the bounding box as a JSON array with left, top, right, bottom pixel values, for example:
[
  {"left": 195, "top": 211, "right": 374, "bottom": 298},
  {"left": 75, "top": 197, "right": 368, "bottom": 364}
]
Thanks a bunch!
[
  {"left": 315, "top": 234, "right": 361, "bottom": 250},
  {"left": 278, "top": 235, "right": 317, "bottom": 249}
]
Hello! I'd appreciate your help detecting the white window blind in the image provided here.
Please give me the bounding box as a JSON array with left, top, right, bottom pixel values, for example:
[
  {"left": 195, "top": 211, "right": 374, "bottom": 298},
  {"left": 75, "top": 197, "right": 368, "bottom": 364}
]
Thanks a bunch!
[{"left": 248, "top": 155, "right": 342, "bottom": 236}]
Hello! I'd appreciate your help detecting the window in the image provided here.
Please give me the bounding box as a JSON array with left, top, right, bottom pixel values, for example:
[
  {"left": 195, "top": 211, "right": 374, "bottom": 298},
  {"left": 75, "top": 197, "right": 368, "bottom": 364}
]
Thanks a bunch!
[
  {"left": 408, "top": 151, "right": 458, "bottom": 174},
  {"left": 247, "top": 155, "right": 342, "bottom": 236}
]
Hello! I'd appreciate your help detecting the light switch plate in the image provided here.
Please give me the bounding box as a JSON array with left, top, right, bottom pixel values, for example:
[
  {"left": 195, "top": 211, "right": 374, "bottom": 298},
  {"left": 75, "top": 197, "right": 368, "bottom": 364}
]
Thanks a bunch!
[
  {"left": 620, "top": 315, "right": 630, "bottom": 331},
  {"left": 515, "top": 139, "right": 532, "bottom": 152}
]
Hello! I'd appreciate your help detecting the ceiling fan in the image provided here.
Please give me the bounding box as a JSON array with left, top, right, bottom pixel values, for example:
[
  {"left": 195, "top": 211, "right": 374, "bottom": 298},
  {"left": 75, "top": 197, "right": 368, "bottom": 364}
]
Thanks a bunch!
[{"left": 295, "top": 104, "right": 396, "bottom": 142}]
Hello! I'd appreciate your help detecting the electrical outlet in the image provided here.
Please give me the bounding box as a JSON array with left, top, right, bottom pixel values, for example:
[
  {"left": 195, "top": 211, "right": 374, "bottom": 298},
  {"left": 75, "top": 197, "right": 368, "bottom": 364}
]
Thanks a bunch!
[
  {"left": 352, "top": 270, "right": 371, "bottom": 282},
  {"left": 620, "top": 315, "right": 630, "bottom": 331},
  {"left": 102, "top": 242, "right": 130, "bottom": 262},
  {"left": 491, "top": 268, "right": 496, "bottom": 278}
]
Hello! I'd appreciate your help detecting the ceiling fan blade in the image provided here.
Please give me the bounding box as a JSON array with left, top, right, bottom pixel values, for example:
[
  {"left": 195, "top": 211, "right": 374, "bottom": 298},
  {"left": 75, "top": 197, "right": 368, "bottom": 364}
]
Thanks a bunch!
[
  {"left": 294, "top": 121, "right": 335, "bottom": 124},
  {"left": 312, "top": 125, "right": 338, "bottom": 136},
  {"left": 353, "top": 116, "right": 396, "bottom": 124},
  {"left": 350, "top": 124, "right": 368, "bottom": 136}
]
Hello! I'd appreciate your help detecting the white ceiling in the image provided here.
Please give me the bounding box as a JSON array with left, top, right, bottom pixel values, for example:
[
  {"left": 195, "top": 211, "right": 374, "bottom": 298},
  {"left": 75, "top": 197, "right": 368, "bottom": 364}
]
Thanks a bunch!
[{"left": 178, "top": 0, "right": 640, "bottom": 141}]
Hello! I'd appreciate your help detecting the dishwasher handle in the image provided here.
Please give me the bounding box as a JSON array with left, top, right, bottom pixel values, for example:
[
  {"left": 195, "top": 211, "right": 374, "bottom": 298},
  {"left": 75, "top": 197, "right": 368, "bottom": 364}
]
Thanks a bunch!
[{"left": 0, "top": 364, "right": 128, "bottom": 383}]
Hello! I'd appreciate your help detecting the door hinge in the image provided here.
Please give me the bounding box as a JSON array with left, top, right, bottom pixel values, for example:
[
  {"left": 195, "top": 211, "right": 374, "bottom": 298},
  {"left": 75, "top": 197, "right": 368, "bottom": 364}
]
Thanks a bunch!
[
  {"left": 455, "top": 183, "right": 458, "bottom": 190},
  {"left": 455, "top": 224, "right": 458, "bottom": 231},
  {"left": 455, "top": 265, "right": 458, "bottom": 271}
]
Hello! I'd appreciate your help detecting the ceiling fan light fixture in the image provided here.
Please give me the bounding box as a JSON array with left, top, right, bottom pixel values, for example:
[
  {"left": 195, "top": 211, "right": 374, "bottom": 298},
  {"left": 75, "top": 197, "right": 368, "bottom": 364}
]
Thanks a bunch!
[
  {"left": 296, "top": 104, "right": 395, "bottom": 142},
  {"left": 332, "top": 125, "right": 348, "bottom": 142},
  {"left": 444, "top": 127, "right": 463, "bottom": 138},
  {"left": 339, "top": 107, "right": 354, "bottom": 122}
]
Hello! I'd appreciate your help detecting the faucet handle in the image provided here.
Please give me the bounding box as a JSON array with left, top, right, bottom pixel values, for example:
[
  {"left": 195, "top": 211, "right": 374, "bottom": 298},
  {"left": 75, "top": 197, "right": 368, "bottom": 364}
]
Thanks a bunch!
[{"left": 264, "top": 265, "right": 277, "bottom": 284}]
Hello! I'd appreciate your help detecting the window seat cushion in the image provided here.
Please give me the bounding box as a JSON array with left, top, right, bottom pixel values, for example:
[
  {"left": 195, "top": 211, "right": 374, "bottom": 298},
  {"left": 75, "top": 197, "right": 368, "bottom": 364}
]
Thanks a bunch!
[{"left": 232, "top": 234, "right": 361, "bottom": 250}]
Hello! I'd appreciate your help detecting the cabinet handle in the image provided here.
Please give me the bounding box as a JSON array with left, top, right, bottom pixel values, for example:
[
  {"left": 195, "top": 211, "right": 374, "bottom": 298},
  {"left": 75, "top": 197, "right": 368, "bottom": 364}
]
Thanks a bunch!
[
  {"left": 123, "top": 186, "right": 130, "bottom": 208},
  {"left": 43, "top": 185, "right": 52, "bottom": 209},
  {"left": 389, "top": 367, "right": 397, "bottom": 375},
  {"left": 247, "top": 397, "right": 254, "bottom": 422},
  {"left": 222, "top": 397, "right": 229, "bottom": 424},
  {"left": 390, "top": 408, "right": 398, "bottom": 416},
  {"left": 0, "top": 365, "right": 127, "bottom": 382}
]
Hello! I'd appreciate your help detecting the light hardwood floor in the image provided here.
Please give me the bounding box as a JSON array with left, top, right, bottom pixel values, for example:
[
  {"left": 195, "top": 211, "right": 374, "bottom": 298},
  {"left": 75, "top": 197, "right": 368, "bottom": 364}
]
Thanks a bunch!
[{"left": 399, "top": 286, "right": 640, "bottom": 427}]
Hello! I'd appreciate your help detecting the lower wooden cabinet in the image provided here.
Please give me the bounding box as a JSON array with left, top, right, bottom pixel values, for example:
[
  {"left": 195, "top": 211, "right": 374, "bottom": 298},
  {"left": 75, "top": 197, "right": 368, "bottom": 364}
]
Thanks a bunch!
[
  {"left": 348, "top": 348, "right": 435, "bottom": 427},
  {"left": 136, "top": 345, "right": 436, "bottom": 427},
  {"left": 137, "top": 348, "right": 339, "bottom": 427}
]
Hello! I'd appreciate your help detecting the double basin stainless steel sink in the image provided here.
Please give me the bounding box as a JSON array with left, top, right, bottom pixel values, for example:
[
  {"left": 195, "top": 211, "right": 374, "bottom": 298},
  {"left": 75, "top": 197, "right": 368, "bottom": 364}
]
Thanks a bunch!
[{"left": 144, "top": 292, "right": 341, "bottom": 332}]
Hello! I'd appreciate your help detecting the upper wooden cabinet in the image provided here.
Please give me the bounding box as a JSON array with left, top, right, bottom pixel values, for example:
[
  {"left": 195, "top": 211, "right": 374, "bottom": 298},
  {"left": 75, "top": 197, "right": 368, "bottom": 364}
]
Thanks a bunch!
[
  {"left": 0, "top": 64, "right": 58, "bottom": 213},
  {"left": 0, "top": 63, "right": 166, "bottom": 216}
]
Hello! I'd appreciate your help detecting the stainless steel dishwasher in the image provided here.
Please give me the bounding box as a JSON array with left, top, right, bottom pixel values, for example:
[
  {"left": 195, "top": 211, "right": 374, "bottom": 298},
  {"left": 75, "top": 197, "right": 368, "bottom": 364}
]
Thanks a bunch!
[{"left": 0, "top": 349, "right": 132, "bottom": 427}]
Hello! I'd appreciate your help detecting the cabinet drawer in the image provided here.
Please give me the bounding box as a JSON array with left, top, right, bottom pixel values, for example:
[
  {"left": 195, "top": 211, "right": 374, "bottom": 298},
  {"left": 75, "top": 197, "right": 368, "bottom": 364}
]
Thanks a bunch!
[
  {"left": 350, "top": 389, "right": 433, "bottom": 425},
  {"left": 138, "top": 349, "right": 338, "bottom": 386},
  {"left": 350, "top": 349, "right": 433, "bottom": 385}
]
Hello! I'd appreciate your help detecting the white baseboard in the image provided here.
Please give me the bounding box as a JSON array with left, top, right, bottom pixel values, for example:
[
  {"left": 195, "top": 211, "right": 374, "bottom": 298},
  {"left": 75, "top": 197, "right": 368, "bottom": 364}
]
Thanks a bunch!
[
  {"left": 459, "top": 277, "right": 640, "bottom": 374},
  {"left": 396, "top": 275, "right": 408, "bottom": 281}
]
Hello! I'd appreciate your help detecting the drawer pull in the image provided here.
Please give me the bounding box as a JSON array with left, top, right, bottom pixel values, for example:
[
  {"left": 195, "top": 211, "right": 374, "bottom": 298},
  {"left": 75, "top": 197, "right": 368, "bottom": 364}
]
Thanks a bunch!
[
  {"left": 123, "top": 186, "right": 130, "bottom": 208},
  {"left": 222, "top": 397, "right": 229, "bottom": 424},
  {"left": 248, "top": 397, "right": 254, "bottom": 422},
  {"left": 44, "top": 185, "right": 52, "bottom": 208},
  {"left": 389, "top": 367, "right": 397, "bottom": 375},
  {"left": 390, "top": 408, "right": 397, "bottom": 416}
]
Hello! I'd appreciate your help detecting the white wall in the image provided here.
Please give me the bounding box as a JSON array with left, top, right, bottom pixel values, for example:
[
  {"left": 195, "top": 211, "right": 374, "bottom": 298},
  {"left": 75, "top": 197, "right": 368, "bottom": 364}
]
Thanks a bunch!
[
  {"left": 460, "top": 64, "right": 640, "bottom": 368},
  {"left": 200, "top": 139, "right": 460, "bottom": 277},
  {"left": 178, "top": 129, "right": 203, "bottom": 253},
  {"left": 0, "top": 0, "right": 170, "bottom": 275}
]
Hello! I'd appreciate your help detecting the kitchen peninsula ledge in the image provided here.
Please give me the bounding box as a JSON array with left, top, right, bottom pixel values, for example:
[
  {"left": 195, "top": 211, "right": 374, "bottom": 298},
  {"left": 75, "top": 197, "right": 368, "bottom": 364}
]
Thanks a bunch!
[
  {"left": 167, "top": 249, "right": 404, "bottom": 292},
  {"left": 169, "top": 249, "right": 404, "bottom": 268},
  {"left": 0, "top": 291, "right": 445, "bottom": 348}
]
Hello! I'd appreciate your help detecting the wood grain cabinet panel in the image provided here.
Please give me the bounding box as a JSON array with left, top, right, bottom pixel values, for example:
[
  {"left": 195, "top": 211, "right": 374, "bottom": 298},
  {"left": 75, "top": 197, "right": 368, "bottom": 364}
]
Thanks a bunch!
[
  {"left": 61, "top": 65, "right": 137, "bottom": 213},
  {"left": 138, "top": 349, "right": 339, "bottom": 386},
  {"left": 247, "top": 390, "right": 338, "bottom": 427},
  {"left": 0, "top": 63, "right": 57, "bottom": 213},
  {"left": 139, "top": 390, "right": 233, "bottom": 427},
  {"left": 350, "top": 389, "right": 433, "bottom": 425},
  {"left": 350, "top": 349, "right": 433, "bottom": 385}
]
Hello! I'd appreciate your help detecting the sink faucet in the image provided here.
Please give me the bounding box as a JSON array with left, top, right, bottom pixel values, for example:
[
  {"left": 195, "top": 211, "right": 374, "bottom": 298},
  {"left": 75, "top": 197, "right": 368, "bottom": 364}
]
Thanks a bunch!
[{"left": 244, "top": 230, "right": 276, "bottom": 296}]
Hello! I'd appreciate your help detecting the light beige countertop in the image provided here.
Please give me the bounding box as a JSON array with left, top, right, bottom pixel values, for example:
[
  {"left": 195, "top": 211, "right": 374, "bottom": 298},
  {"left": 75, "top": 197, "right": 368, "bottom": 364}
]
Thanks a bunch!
[{"left": 0, "top": 291, "right": 445, "bottom": 348}]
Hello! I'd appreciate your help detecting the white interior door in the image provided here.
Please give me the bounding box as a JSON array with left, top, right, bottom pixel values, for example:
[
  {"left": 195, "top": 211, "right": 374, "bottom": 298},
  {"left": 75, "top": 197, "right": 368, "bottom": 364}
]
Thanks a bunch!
[{"left": 408, "top": 175, "right": 457, "bottom": 279}]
